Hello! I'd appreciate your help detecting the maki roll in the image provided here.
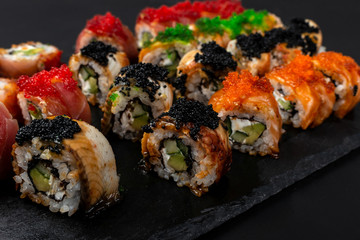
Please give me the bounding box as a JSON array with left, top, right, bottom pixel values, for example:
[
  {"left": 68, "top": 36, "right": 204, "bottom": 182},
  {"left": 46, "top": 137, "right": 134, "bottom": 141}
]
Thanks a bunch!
[
  {"left": 69, "top": 41, "right": 130, "bottom": 106},
  {"left": 139, "top": 24, "right": 198, "bottom": 78},
  {"left": 17, "top": 65, "right": 91, "bottom": 125},
  {"left": 174, "top": 41, "right": 238, "bottom": 104},
  {"left": 12, "top": 116, "right": 120, "bottom": 216},
  {"left": 75, "top": 12, "right": 138, "bottom": 61},
  {"left": 312, "top": 52, "right": 360, "bottom": 118},
  {"left": 135, "top": 0, "right": 244, "bottom": 48},
  {"left": 0, "top": 78, "right": 22, "bottom": 122},
  {"left": 101, "top": 63, "right": 173, "bottom": 141},
  {"left": 209, "top": 71, "right": 282, "bottom": 157},
  {"left": 0, "top": 102, "right": 18, "bottom": 180},
  {"left": 0, "top": 42, "right": 62, "bottom": 78},
  {"left": 141, "top": 98, "right": 232, "bottom": 196},
  {"left": 266, "top": 54, "right": 335, "bottom": 129}
]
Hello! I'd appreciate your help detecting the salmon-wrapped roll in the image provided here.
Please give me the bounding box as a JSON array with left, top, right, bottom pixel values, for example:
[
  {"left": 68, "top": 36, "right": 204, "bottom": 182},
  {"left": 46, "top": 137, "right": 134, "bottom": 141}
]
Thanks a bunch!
[
  {"left": 12, "top": 116, "right": 120, "bottom": 216},
  {"left": 266, "top": 54, "right": 335, "bottom": 129},
  {"left": 101, "top": 63, "right": 173, "bottom": 141},
  {"left": 194, "top": 9, "right": 283, "bottom": 48},
  {"left": 209, "top": 71, "right": 282, "bottom": 157},
  {"left": 135, "top": 0, "right": 244, "bottom": 48},
  {"left": 69, "top": 41, "right": 130, "bottom": 106},
  {"left": 0, "top": 42, "right": 62, "bottom": 78},
  {"left": 17, "top": 65, "right": 91, "bottom": 125},
  {"left": 227, "top": 18, "right": 321, "bottom": 76},
  {"left": 174, "top": 41, "right": 238, "bottom": 104},
  {"left": 312, "top": 52, "right": 360, "bottom": 119},
  {"left": 0, "top": 102, "right": 18, "bottom": 180},
  {"left": 0, "top": 78, "right": 22, "bottom": 122},
  {"left": 141, "top": 98, "right": 232, "bottom": 196},
  {"left": 139, "top": 24, "right": 198, "bottom": 78},
  {"left": 75, "top": 12, "right": 138, "bottom": 62}
]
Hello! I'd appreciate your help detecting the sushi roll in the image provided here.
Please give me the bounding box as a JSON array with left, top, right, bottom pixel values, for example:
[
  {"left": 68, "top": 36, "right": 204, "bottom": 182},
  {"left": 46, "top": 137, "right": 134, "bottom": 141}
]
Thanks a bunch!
[
  {"left": 174, "top": 41, "right": 238, "bottom": 104},
  {"left": 69, "top": 41, "right": 130, "bottom": 106},
  {"left": 0, "top": 78, "right": 22, "bottom": 122},
  {"left": 141, "top": 98, "right": 232, "bottom": 196},
  {"left": 0, "top": 42, "right": 62, "bottom": 78},
  {"left": 101, "top": 63, "right": 173, "bottom": 141},
  {"left": 75, "top": 12, "right": 138, "bottom": 62},
  {"left": 312, "top": 52, "right": 360, "bottom": 118},
  {"left": 135, "top": 0, "right": 244, "bottom": 48},
  {"left": 266, "top": 54, "right": 335, "bottom": 129},
  {"left": 139, "top": 24, "right": 198, "bottom": 78},
  {"left": 12, "top": 116, "right": 120, "bottom": 216},
  {"left": 0, "top": 102, "right": 18, "bottom": 180},
  {"left": 17, "top": 64, "right": 91, "bottom": 125},
  {"left": 209, "top": 71, "right": 282, "bottom": 157}
]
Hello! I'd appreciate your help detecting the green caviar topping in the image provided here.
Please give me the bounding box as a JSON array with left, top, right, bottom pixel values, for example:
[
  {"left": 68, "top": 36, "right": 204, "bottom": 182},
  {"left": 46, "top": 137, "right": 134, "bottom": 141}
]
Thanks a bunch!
[
  {"left": 145, "top": 24, "right": 194, "bottom": 47},
  {"left": 195, "top": 16, "right": 224, "bottom": 36}
]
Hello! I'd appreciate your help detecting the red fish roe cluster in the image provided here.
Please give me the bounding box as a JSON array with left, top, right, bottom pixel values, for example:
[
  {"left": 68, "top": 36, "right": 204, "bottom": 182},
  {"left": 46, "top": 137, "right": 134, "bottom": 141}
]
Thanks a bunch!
[
  {"left": 17, "top": 64, "right": 78, "bottom": 98},
  {"left": 137, "top": 0, "right": 244, "bottom": 24},
  {"left": 86, "top": 12, "right": 127, "bottom": 40}
]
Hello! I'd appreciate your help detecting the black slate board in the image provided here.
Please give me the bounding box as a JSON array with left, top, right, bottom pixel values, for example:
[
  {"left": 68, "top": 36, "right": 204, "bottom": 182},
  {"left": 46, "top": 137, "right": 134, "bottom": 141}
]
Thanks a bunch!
[
  {"left": 1, "top": 105, "right": 360, "bottom": 239},
  {"left": 1, "top": 0, "right": 360, "bottom": 239}
]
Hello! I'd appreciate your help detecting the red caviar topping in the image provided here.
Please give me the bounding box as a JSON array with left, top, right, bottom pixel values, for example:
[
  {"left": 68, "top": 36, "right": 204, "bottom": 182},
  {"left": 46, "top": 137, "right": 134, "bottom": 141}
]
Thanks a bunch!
[
  {"left": 18, "top": 64, "right": 77, "bottom": 98},
  {"left": 137, "top": 0, "right": 244, "bottom": 23},
  {"left": 209, "top": 70, "right": 273, "bottom": 111},
  {"left": 86, "top": 12, "right": 127, "bottom": 40}
]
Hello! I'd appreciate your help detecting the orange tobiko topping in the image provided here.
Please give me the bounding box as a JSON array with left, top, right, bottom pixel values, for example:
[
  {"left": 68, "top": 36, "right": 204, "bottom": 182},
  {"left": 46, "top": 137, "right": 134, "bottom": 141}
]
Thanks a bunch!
[
  {"left": 86, "top": 12, "right": 127, "bottom": 40},
  {"left": 17, "top": 64, "right": 77, "bottom": 98},
  {"left": 314, "top": 51, "right": 360, "bottom": 75},
  {"left": 210, "top": 70, "right": 273, "bottom": 111}
]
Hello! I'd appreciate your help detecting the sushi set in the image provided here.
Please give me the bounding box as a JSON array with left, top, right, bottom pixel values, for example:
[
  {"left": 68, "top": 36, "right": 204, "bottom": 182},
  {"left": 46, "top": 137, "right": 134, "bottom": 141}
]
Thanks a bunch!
[{"left": 1, "top": 0, "right": 360, "bottom": 238}]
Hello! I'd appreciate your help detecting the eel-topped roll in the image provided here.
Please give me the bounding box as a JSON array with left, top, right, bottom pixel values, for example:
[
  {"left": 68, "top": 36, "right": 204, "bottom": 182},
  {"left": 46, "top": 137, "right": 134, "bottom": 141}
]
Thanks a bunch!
[
  {"left": 209, "top": 70, "right": 282, "bottom": 157},
  {"left": 312, "top": 51, "right": 360, "bottom": 119},
  {"left": 141, "top": 98, "right": 232, "bottom": 196},
  {"left": 69, "top": 41, "right": 130, "bottom": 106},
  {"left": 12, "top": 116, "right": 120, "bottom": 216},
  {"left": 17, "top": 65, "right": 91, "bottom": 125},
  {"left": 101, "top": 63, "right": 173, "bottom": 141},
  {"left": 139, "top": 24, "right": 198, "bottom": 78},
  {"left": 174, "top": 41, "right": 238, "bottom": 104},
  {"left": 266, "top": 54, "right": 335, "bottom": 129}
]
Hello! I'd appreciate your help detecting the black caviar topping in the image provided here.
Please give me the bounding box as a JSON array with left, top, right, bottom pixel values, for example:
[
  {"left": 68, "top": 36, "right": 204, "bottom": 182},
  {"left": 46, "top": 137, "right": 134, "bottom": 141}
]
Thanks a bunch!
[
  {"left": 16, "top": 116, "right": 81, "bottom": 153},
  {"left": 80, "top": 41, "right": 117, "bottom": 66},
  {"left": 195, "top": 41, "right": 237, "bottom": 71},
  {"left": 288, "top": 18, "right": 319, "bottom": 34},
  {"left": 114, "top": 63, "right": 169, "bottom": 102},
  {"left": 144, "top": 98, "right": 219, "bottom": 140},
  {"left": 236, "top": 33, "right": 272, "bottom": 59},
  {"left": 172, "top": 74, "right": 188, "bottom": 95}
]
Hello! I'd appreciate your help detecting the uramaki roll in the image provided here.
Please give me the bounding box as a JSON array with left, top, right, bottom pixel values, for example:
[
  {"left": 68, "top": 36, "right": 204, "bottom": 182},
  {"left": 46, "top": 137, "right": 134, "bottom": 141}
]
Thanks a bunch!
[
  {"left": 0, "top": 42, "right": 62, "bottom": 78},
  {"left": 101, "top": 63, "right": 173, "bottom": 141},
  {"left": 69, "top": 41, "right": 130, "bottom": 106},
  {"left": 174, "top": 41, "right": 238, "bottom": 104},
  {"left": 141, "top": 98, "right": 232, "bottom": 196},
  {"left": 17, "top": 65, "right": 91, "bottom": 125},
  {"left": 209, "top": 70, "right": 282, "bottom": 157},
  {"left": 266, "top": 54, "right": 335, "bottom": 129},
  {"left": 12, "top": 116, "right": 120, "bottom": 216},
  {"left": 312, "top": 51, "right": 360, "bottom": 119}
]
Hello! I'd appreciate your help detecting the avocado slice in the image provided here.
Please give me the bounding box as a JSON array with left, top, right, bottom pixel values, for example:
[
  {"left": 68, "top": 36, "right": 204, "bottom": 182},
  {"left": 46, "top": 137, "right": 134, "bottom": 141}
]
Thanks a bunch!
[
  {"left": 164, "top": 139, "right": 180, "bottom": 154},
  {"left": 87, "top": 77, "right": 98, "bottom": 94},
  {"left": 29, "top": 167, "right": 50, "bottom": 192},
  {"left": 231, "top": 131, "right": 248, "bottom": 143},
  {"left": 83, "top": 65, "right": 97, "bottom": 77},
  {"left": 79, "top": 66, "right": 90, "bottom": 80},
  {"left": 241, "top": 123, "right": 266, "bottom": 145},
  {"left": 131, "top": 114, "right": 149, "bottom": 131},
  {"left": 167, "top": 153, "right": 188, "bottom": 172},
  {"left": 225, "top": 117, "right": 232, "bottom": 135},
  {"left": 176, "top": 139, "right": 189, "bottom": 158},
  {"left": 132, "top": 103, "right": 147, "bottom": 118},
  {"left": 278, "top": 98, "right": 294, "bottom": 111}
]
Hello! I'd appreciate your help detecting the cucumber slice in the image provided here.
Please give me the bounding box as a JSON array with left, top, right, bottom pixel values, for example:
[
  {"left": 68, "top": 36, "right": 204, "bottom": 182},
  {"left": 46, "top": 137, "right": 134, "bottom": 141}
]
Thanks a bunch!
[
  {"left": 131, "top": 114, "right": 149, "bottom": 131},
  {"left": 278, "top": 98, "right": 294, "bottom": 111},
  {"left": 225, "top": 117, "right": 232, "bottom": 135},
  {"left": 164, "top": 139, "right": 180, "bottom": 154},
  {"left": 167, "top": 153, "right": 188, "bottom": 172},
  {"left": 242, "top": 123, "right": 266, "bottom": 145},
  {"left": 88, "top": 77, "right": 98, "bottom": 94},
  {"left": 79, "top": 66, "right": 90, "bottom": 80},
  {"left": 27, "top": 101, "right": 42, "bottom": 120},
  {"left": 83, "top": 65, "right": 96, "bottom": 77},
  {"left": 35, "top": 162, "right": 51, "bottom": 178},
  {"left": 29, "top": 168, "right": 50, "bottom": 192},
  {"left": 176, "top": 139, "right": 189, "bottom": 157},
  {"left": 132, "top": 103, "right": 147, "bottom": 118},
  {"left": 231, "top": 131, "right": 248, "bottom": 143}
]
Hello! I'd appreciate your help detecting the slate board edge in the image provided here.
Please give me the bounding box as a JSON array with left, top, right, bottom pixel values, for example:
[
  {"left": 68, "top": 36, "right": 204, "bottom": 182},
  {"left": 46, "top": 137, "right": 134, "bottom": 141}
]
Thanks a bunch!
[{"left": 149, "top": 134, "right": 360, "bottom": 240}]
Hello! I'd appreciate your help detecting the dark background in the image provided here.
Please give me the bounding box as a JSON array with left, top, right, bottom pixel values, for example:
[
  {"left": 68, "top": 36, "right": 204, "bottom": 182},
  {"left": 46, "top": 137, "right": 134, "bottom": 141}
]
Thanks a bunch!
[{"left": 1, "top": 0, "right": 360, "bottom": 239}]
